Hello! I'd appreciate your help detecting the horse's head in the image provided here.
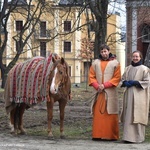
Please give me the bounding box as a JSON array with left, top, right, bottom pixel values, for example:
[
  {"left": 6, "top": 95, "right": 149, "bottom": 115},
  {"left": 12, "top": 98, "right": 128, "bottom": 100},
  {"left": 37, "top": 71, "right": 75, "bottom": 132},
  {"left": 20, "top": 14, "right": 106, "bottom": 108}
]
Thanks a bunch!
[{"left": 49, "top": 57, "right": 67, "bottom": 94}]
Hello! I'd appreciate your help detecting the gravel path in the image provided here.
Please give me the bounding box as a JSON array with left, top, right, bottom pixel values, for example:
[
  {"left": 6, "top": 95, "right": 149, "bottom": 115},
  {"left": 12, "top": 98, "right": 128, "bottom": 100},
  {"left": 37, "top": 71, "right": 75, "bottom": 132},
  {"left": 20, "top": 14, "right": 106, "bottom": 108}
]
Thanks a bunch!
[
  {"left": 0, "top": 87, "right": 150, "bottom": 150},
  {"left": 0, "top": 133, "right": 150, "bottom": 150}
]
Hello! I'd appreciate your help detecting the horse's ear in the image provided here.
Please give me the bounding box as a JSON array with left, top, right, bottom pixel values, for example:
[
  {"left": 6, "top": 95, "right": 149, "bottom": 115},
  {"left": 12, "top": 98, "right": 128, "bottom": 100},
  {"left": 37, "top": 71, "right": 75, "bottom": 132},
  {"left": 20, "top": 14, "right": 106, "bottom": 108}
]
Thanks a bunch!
[
  {"left": 52, "top": 56, "right": 56, "bottom": 63},
  {"left": 60, "top": 57, "right": 65, "bottom": 64}
]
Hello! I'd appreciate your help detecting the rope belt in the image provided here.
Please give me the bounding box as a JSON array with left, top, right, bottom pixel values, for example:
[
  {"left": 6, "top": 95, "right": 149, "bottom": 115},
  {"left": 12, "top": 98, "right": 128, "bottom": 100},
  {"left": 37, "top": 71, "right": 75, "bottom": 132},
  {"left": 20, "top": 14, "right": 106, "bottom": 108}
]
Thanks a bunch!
[{"left": 90, "top": 90, "right": 108, "bottom": 115}]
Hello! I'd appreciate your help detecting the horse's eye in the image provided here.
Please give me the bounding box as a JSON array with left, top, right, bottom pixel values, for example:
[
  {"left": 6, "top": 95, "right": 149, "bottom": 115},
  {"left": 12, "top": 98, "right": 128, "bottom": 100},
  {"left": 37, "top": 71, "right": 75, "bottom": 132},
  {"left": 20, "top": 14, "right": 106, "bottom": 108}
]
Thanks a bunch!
[{"left": 59, "top": 71, "right": 63, "bottom": 74}]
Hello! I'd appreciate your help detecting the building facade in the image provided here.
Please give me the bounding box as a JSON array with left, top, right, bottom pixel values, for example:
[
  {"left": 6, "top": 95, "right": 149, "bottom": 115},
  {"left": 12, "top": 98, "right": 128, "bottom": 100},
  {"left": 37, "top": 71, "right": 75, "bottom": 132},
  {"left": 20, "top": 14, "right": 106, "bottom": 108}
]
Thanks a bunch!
[
  {"left": 126, "top": 0, "right": 150, "bottom": 65},
  {"left": 3, "top": 0, "right": 125, "bottom": 83}
]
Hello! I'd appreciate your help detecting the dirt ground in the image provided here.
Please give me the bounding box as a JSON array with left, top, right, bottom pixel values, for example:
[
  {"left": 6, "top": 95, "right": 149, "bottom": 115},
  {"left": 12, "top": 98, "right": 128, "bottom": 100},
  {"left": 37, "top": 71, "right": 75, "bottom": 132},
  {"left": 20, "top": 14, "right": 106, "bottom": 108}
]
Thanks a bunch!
[
  {"left": 0, "top": 86, "right": 150, "bottom": 150},
  {"left": 0, "top": 86, "right": 93, "bottom": 138}
]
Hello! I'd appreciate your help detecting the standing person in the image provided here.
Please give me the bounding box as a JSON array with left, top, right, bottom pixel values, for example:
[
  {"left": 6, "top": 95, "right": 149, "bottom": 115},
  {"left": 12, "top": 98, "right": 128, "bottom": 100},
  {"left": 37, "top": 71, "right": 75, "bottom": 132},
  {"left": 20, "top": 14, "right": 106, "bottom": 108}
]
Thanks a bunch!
[
  {"left": 120, "top": 50, "right": 150, "bottom": 143},
  {"left": 88, "top": 44, "right": 121, "bottom": 140}
]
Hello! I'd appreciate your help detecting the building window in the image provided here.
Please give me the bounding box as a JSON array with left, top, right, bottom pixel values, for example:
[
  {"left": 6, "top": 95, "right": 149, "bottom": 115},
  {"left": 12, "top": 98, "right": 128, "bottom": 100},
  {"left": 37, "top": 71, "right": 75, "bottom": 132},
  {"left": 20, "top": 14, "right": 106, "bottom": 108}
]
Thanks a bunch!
[
  {"left": 68, "top": 66, "right": 71, "bottom": 77},
  {"left": 64, "top": 41, "right": 71, "bottom": 52},
  {"left": 40, "top": 0, "right": 45, "bottom": 3},
  {"left": 40, "top": 21, "right": 46, "bottom": 37},
  {"left": 16, "top": 41, "right": 21, "bottom": 52},
  {"left": 142, "top": 24, "right": 150, "bottom": 42},
  {"left": 16, "top": 21, "right": 23, "bottom": 31},
  {"left": 64, "top": 21, "right": 71, "bottom": 32},
  {"left": 40, "top": 42, "right": 46, "bottom": 57}
]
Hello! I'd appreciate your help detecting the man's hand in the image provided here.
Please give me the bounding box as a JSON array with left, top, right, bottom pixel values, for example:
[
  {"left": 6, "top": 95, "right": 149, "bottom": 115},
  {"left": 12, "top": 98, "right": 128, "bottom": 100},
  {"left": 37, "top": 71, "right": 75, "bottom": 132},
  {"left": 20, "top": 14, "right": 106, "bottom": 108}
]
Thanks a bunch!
[{"left": 98, "top": 84, "right": 104, "bottom": 92}]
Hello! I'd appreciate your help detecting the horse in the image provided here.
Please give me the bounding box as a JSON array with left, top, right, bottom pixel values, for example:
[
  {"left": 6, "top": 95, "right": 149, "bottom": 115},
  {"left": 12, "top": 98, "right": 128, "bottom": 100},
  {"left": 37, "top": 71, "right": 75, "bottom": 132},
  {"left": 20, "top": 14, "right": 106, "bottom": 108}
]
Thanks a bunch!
[{"left": 4, "top": 53, "right": 71, "bottom": 139}]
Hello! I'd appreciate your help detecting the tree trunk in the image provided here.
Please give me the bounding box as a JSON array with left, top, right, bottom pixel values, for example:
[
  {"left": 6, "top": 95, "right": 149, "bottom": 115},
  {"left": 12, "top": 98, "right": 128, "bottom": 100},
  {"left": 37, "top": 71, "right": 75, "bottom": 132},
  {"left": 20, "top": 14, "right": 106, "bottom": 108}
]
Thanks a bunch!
[
  {"left": 1, "top": 68, "right": 7, "bottom": 88},
  {"left": 88, "top": 0, "right": 108, "bottom": 59}
]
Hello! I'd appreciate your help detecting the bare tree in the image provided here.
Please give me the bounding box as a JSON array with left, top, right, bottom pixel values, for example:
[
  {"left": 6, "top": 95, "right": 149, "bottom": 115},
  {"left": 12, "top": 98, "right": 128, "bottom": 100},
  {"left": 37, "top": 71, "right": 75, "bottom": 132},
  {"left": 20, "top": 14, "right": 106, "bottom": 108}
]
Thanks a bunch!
[
  {"left": 85, "top": 0, "right": 109, "bottom": 59},
  {"left": 0, "top": 0, "right": 45, "bottom": 88},
  {"left": 0, "top": 0, "right": 125, "bottom": 88},
  {"left": 78, "top": 37, "right": 94, "bottom": 90}
]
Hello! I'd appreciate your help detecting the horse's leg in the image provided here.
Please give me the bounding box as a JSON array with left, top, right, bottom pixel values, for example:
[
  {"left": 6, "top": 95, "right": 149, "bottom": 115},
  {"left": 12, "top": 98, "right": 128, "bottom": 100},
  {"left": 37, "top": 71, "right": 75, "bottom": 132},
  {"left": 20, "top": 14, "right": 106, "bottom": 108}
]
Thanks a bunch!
[
  {"left": 59, "top": 100, "right": 67, "bottom": 139},
  {"left": 14, "top": 105, "right": 20, "bottom": 134},
  {"left": 10, "top": 108, "right": 16, "bottom": 134},
  {"left": 47, "top": 100, "right": 54, "bottom": 138},
  {"left": 18, "top": 103, "right": 26, "bottom": 134}
]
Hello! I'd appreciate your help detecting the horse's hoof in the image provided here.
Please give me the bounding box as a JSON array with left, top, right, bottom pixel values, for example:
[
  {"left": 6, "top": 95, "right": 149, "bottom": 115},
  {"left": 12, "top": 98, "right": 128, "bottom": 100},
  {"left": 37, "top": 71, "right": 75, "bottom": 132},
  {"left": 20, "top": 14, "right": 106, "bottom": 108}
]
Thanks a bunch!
[
  {"left": 10, "top": 131, "right": 17, "bottom": 136},
  {"left": 10, "top": 129, "right": 16, "bottom": 134},
  {"left": 10, "top": 131, "right": 15, "bottom": 134},
  {"left": 19, "top": 128, "right": 26, "bottom": 135},
  {"left": 60, "top": 135, "right": 65, "bottom": 139},
  {"left": 19, "top": 131, "right": 26, "bottom": 135},
  {"left": 47, "top": 136, "right": 55, "bottom": 140},
  {"left": 47, "top": 132, "right": 54, "bottom": 140}
]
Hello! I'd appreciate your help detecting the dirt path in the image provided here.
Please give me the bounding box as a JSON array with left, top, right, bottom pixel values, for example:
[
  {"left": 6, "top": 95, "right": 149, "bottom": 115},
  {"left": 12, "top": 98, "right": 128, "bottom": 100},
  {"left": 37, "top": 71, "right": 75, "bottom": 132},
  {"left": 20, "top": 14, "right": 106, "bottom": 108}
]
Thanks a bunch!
[
  {"left": 0, "top": 102, "right": 150, "bottom": 150},
  {"left": 0, "top": 133, "right": 150, "bottom": 150},
  {"left": 0, "top": 88, "right": 150, "bottom": 150}
]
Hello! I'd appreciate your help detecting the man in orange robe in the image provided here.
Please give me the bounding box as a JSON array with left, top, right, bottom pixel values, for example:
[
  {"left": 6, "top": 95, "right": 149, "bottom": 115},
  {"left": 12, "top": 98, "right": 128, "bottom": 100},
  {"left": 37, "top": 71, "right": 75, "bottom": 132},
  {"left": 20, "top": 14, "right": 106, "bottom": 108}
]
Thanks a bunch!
[{"left": 88, "top": 44, "right": 121, "bottom": 140}]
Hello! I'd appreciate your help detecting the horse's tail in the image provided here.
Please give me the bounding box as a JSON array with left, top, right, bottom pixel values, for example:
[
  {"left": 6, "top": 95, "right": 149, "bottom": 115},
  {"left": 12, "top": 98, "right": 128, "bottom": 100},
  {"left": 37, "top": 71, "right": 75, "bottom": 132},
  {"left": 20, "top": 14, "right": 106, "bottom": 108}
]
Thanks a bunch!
[{"left": 14, "top": 104, "right": 20, "bottom": 130}]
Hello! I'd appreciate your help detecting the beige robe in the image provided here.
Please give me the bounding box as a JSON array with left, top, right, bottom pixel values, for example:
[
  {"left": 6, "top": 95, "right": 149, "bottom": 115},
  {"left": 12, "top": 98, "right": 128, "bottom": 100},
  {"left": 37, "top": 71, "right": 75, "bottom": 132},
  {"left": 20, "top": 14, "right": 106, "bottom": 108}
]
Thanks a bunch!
[
  {"left": 90, "top": 59, "right": 121, "bottom": 114},
  {"left": 120, "top": 65, "right": 150, "bottom": 143}
]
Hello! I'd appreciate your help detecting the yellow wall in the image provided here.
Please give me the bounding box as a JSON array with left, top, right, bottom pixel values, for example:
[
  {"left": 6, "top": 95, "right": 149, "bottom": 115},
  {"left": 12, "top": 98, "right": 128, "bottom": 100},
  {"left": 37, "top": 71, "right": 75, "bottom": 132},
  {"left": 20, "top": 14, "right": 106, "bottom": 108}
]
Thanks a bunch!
[{"left": 4, "top": 2, "right": 125, "bottom": 83}]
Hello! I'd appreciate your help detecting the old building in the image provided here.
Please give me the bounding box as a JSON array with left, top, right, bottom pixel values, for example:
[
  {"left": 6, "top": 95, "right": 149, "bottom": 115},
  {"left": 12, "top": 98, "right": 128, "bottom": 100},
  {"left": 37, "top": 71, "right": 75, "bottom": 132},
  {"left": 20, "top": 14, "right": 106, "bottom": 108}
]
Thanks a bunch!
[
  {"left": 126, "top": 0, "right": 150, "bottom": 65},
  {"left": 3, "top": 0, "right": 125, "bottom": 83}
]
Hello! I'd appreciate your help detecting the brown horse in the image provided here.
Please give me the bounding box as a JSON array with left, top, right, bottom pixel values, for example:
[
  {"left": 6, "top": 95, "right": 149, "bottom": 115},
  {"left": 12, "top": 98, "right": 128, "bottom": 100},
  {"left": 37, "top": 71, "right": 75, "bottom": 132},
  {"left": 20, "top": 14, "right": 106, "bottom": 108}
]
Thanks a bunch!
[{"left": 4, "top": 54, "right": 71, "bottom": 139}]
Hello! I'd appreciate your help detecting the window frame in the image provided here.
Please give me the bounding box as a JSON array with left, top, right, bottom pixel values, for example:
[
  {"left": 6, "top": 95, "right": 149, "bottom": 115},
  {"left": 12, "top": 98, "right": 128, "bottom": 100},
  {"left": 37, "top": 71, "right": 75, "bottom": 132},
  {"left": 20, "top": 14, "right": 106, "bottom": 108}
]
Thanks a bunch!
[
  {"left": 40, "top": 42, "right": 46, "bottom": 57},
  {"left": 40, "top": 21, "right": 47, "bottom": 37},
  {"left": 64, "top": 41, "right": 71, "bottom": 52},
  {"left": 16, "top": 20, "right": 23, "bottom": 31},
  {"left": 68, "top": 66, "right": 71, "bottom": 77},
  {"left": 64, "top": 21, "right": 71, "bottom": 32},
  {"left": 142, "top": 24, "right": 150, "bottom": 43}
]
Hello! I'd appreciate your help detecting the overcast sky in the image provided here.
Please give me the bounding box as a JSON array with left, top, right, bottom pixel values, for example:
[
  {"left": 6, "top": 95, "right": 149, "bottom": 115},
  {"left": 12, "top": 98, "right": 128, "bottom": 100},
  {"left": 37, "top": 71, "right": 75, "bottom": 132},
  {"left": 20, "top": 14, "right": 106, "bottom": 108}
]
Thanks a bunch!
[
  {"left": 1, "top": 0, "right": 126, "bottom": 31},
  {"left": 108, "top": 1, "right": 126, "bottom": 31}
]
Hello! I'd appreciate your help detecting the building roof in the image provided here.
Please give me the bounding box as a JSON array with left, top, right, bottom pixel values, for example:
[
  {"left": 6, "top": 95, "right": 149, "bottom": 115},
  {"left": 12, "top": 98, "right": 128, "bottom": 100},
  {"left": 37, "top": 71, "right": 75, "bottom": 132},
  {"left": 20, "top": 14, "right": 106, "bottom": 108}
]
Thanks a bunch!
[
  {"left": 8, "top": 0, "right": 27, "bottom": 6},
  {"left": 59, "top": 0, "right": 84, "bottom": 6},
  {"left": 121, "top": 32, "right": 126, "bottom": 42}
]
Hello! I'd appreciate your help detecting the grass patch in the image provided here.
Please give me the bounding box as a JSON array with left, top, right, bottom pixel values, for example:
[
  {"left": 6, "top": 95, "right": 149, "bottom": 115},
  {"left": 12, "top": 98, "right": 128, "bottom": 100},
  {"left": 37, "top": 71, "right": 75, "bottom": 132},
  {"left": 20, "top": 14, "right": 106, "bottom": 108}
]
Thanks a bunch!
[
  {"left": 27, "top": 128, "right": 48, "bottom": 136},
  {"left": 1, "top": 83, "right": 150, "bottom": 142},
  {"left": 26, "top": 125, "right": 92, "bottom": 139},
  {"left": 0, "top": 88, "right": 4, "bottom": 92},
  {"left": 145, "top": 125, "right": 150, "bottom": 142}
]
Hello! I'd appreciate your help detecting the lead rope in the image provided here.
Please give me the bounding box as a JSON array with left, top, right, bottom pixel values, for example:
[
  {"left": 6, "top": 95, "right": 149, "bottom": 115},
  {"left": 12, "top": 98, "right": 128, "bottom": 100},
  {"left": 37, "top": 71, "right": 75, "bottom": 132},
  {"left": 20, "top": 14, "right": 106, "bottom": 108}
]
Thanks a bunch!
[
  {"left": 71, "top": 90, "right": 108, "bottom": 115},
  {"left": 98, "top": 90, "right": 108, "bottom": 114},
  {"left": 90, "top": 91, "right": 99, "bottom": 115}
]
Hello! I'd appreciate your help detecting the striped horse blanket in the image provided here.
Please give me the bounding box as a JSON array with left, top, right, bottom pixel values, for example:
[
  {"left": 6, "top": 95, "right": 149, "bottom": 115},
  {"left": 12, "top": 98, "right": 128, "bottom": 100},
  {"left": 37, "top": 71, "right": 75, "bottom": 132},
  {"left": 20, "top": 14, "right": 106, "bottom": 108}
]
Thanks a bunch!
[{"left": 5, "top": 54, "right": 54, "bottom": 109}]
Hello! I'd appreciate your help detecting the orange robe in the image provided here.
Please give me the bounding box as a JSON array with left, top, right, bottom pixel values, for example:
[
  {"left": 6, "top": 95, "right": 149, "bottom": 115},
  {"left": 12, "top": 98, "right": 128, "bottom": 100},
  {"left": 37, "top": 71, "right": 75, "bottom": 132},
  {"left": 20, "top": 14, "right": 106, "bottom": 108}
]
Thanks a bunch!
[{"left": 89, "top": 60, "right": 121, "bottom": 140}]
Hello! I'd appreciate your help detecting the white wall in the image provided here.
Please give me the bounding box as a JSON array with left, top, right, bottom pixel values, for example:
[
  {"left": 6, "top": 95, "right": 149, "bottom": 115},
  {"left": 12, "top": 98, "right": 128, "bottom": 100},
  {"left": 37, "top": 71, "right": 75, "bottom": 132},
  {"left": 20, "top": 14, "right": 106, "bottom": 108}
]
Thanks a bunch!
[{"left": 116, "top": 43, "right": 126, "bottom": 75}]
